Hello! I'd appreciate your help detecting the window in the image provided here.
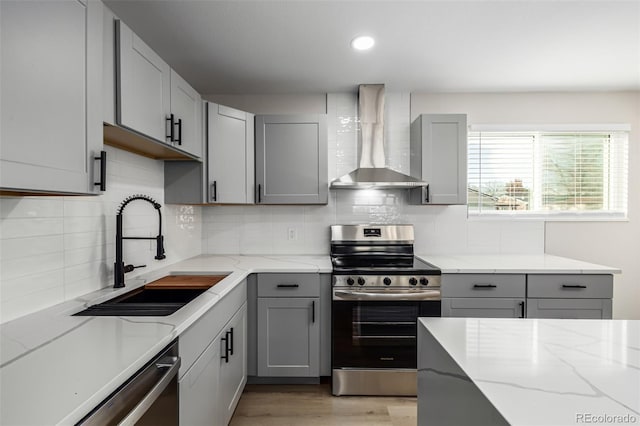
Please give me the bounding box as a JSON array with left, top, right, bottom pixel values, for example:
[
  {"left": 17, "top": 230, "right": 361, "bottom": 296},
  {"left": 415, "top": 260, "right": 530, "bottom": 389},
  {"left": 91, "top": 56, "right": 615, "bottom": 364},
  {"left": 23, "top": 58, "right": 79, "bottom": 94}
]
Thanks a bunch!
[{"left": 468, "top": 126, "right": 629, "bottom": 218}]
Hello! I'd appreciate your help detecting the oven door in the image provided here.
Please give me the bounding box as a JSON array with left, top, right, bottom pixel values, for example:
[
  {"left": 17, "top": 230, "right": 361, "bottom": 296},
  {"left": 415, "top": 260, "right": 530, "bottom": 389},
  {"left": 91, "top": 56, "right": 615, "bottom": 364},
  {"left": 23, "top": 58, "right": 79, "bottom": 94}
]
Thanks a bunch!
[{"left": 332, "top": 296, "right": 440, "bottom": 369}]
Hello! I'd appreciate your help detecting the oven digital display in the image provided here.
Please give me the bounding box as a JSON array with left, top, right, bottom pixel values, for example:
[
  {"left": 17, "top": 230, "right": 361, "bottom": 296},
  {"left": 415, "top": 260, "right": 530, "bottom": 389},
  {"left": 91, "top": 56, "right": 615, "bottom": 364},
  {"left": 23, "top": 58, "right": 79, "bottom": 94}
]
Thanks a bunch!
[{"left": 363, "top": 228, "right": 381, "bottom": 237}]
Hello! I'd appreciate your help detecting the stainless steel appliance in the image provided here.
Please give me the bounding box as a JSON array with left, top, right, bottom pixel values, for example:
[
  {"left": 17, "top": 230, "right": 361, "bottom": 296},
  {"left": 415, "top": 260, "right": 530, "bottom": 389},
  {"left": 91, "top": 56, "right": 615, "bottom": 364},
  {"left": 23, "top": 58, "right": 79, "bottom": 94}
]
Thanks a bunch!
[
  {"left": 331, "top": 224, "right": 441, "bottom": 396},
  {"left": 78, "top": 340, "right": 180, "bottom": 425}
]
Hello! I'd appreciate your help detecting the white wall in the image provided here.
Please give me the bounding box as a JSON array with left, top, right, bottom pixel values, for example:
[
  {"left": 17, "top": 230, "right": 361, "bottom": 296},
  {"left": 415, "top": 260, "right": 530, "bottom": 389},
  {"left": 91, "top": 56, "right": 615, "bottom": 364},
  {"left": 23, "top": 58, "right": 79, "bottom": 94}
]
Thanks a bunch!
[
  {"left": 201, "top": 92, "right": 544, "bottom": 256},
  {"left": 0, "top": 146, "right": 202, "bottom": 323},
  {"left": 411, "top": 91, "right": 640, "bottom": 319}
]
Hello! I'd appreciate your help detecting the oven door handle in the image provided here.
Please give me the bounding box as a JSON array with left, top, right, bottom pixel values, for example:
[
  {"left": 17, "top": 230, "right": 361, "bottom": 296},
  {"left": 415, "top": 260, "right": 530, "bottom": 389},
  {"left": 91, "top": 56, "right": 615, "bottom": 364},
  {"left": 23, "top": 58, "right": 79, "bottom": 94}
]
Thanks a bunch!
[{"left": 333, "top": 290, "right": 441, "bottom": 301}]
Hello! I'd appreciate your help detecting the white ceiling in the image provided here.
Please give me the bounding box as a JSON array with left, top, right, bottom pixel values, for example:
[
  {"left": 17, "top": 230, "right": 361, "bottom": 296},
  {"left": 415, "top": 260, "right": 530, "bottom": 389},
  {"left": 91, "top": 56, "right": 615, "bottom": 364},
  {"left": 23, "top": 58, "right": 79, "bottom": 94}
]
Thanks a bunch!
[{"left": 104, "top": 0, "right": 640, "bottom": 94}]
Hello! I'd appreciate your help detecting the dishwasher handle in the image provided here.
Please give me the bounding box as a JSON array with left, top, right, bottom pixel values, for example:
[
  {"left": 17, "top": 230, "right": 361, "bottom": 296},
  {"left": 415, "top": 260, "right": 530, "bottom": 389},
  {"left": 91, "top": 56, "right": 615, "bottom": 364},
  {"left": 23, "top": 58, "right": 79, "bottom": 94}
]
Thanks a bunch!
[{"left": 117, "top": 355, "right": 181, "bottom": 426}]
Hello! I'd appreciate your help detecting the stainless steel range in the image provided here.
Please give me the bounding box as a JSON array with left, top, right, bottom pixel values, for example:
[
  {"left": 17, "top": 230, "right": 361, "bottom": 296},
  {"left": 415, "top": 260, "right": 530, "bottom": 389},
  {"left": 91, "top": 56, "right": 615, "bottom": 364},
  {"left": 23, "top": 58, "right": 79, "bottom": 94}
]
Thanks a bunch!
[{"left": 330, "top": 224, "right": 441, "bottom": 396}]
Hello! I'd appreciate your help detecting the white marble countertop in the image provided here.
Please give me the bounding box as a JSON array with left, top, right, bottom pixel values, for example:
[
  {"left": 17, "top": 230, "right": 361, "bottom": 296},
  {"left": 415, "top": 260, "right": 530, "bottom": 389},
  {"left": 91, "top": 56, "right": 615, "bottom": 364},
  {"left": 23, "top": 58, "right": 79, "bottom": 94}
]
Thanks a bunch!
[
  {"left": 419, "top": 317, "right": 640, "bottom": 425},
  {"left": 418, "top": 254, "right": 621, "bottom": 274},
  {"left": 0, "top": 253, "right": 619, "bottom": 425},
  {"left": 0, "top": 255, "right": 331, "bottom": 426}
]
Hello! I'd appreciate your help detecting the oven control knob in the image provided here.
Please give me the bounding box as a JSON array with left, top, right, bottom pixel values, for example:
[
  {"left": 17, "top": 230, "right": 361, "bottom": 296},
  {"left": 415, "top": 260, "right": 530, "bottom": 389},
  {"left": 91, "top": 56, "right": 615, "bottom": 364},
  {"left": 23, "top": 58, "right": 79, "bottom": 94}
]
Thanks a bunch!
[
  {"left": 346, "top": 277, "right": 354, "bottom": 286},
  {"left": 358, "top": 277, "right": 366, "bottom": 286},
  {"left": 383, "top": 277, "right": 392, "bottom": 286},
  {"left": 420, "top": 278, "right": 429, "bottom": 286},
  {"left": 409, "top": 277, "right": 418, "bottom": 286}
]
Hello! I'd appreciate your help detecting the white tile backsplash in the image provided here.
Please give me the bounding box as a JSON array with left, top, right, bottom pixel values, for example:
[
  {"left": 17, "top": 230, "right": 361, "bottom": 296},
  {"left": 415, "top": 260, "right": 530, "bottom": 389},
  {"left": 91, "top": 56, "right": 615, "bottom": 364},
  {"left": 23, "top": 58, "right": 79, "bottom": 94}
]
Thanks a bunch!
[
  {"left": 202, "top": 92, "right": 545, "bottom": 256},
  {"left": 0, "top": 146, "right": 202, "bottom": 324}
]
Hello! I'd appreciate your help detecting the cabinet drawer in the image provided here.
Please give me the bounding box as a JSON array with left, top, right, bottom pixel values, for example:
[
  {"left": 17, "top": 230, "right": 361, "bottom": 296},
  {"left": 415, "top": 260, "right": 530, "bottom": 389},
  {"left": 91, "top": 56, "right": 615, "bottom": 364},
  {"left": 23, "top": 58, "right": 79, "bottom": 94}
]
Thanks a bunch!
[
  {"left": 257, "top": 273, "right": 320, "bottom": 297},
  {"left": 441, "top": 274, "right": 526, "bottom": 298},
  {"left": 527, "top": 274, "right": 613, "bottom": 299}
]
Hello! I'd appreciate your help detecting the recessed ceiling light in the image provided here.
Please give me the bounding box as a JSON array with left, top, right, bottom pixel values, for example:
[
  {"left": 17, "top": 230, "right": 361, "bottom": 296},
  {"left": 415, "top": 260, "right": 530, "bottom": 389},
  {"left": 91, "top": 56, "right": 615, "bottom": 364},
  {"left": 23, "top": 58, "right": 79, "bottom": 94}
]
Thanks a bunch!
[{"left": 351, "top": 36, "right": 375, "bottom": 51}]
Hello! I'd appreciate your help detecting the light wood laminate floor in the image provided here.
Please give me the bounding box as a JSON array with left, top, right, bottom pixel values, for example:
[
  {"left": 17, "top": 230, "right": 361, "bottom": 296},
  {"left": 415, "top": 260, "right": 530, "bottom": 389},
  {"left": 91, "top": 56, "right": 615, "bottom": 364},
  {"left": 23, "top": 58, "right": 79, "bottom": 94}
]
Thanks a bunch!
[{"left": 230, "top": 384, "right": 417, "bottom": 426}]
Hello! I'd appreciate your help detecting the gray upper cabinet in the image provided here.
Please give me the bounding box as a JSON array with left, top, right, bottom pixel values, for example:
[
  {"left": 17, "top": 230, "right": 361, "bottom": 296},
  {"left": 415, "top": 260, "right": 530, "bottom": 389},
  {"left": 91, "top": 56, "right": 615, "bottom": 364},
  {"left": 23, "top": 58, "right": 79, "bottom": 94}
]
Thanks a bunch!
[
  {"left": 116, "top": 20, "right": 170, "bottom": 142},
  {"left": 164, "top": 102, "right": 254, "bottom": 204},
  {"left": 410, "top": 114, "right": 467, "bottom": 205},
  {"left": 208, "top": 103, "right": 255, "bottom": 204},
  {"left": 0, "top": 0, "right": 103, "bottom": 195},
  {"left": 170, "top": 70, "right": 203, "bottom": 158},
  {"left": 116, "top": 20, "right": 201, "bottom": 158},
  {"left": 255, "top": 114, "right": 328, "bottom": 204}
]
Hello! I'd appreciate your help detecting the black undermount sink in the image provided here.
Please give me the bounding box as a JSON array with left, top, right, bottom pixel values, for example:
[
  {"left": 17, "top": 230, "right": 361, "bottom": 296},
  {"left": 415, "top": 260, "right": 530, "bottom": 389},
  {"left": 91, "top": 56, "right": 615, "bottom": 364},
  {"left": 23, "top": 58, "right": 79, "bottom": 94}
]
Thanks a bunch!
[{"left": 74, "top": 287, "right": 208, "bottom": 317}]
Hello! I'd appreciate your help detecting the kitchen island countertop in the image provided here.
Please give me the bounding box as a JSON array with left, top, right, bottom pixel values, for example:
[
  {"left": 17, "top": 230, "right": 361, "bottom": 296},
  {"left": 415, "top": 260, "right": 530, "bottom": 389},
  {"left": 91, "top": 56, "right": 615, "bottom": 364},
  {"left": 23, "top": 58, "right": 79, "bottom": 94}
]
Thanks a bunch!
[{"left": 418, "top": 317, "right": 639, "bottom": 425}]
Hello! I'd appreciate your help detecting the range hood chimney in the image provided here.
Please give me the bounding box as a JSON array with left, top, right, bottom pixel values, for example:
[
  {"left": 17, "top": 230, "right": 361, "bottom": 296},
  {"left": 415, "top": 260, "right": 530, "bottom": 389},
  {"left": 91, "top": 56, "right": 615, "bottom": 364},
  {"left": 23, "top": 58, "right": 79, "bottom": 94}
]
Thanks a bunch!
[{"left": 330, "top": 84, "right": 428, "bottom": 189}]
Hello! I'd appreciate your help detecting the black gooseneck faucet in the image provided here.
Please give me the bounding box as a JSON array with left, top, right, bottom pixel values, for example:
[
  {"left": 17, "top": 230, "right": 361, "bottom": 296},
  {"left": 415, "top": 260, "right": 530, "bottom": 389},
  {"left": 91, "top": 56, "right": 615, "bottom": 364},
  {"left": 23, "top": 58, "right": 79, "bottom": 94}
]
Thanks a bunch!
[{"left": 114, "top": 195, "right": 166, "bottom": 288}]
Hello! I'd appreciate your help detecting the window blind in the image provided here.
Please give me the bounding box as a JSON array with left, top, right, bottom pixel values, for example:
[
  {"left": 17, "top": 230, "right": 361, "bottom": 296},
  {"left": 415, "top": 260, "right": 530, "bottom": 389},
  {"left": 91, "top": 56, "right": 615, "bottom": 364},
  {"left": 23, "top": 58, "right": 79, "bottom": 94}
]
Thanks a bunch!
[{"left": 468, "top": 130, "right": 628, "bottom": 217}]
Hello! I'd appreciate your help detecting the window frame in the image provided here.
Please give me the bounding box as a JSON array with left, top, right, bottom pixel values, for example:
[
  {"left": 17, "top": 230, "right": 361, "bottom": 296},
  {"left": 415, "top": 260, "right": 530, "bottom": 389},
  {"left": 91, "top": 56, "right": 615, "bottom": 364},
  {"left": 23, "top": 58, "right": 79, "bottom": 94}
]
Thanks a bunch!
[{"left": 467, "top": 124, "right": 630, "bottom": 221}]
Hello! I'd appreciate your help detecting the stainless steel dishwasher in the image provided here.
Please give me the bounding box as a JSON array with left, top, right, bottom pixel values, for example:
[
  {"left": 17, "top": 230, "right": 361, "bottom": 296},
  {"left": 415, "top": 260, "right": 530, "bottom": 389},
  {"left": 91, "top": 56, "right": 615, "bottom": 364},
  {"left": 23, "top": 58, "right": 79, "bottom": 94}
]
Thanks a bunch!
[{"left": 77, "top": 340, "right": 180, "bottom": 426}]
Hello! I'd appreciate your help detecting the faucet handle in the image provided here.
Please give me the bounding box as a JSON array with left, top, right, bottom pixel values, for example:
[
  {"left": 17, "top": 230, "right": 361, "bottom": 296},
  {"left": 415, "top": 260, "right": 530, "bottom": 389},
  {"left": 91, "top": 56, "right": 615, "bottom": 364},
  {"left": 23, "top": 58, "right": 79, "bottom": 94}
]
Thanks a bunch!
[{"left": 124, "top": 264, "right": 146, "bottom": 273}]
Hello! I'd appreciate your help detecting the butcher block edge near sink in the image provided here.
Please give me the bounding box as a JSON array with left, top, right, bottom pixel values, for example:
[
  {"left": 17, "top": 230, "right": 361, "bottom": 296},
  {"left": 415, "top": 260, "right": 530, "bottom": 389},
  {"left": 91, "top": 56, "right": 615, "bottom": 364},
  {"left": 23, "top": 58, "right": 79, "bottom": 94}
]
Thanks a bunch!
[{"left": 144, "top": 275, "right": 228, "bottom": 290}]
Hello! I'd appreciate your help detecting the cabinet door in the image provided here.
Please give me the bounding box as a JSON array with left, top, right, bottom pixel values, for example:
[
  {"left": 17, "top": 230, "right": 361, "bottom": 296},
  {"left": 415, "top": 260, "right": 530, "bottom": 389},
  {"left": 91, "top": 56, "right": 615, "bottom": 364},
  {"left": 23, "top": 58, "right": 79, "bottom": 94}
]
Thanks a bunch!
[
  {"left": 117, "top": 20, "right": 170, "bottom": 143},
  {"left": 179, "top": 332, "right": 222, "bottom": 426},
  {"left": 257, "top": 297, "right": 320, "bottom": 377},
  {"left": 0, "top": 0, "right": 103, "bottom": 194},
  {"left": 208, "top": 103, "right": 254, "bottom": 203},
  {"left": 218, "top": 304, "right": 247, "bottom": 425},
  {"left": 410, "top": 114, "right": 467, "bottom": 205},
  {"left": 527, "top": 298, "right": 612, "bottom": 319},
  {"left": 441, "top": 298, "right": 525, "bottom": 318},
  {"left": 255, "top": 115, "right": 328, "bottom": 204},
  {"left": 170, "top": 69, "right": 202, "bottom": 158}
]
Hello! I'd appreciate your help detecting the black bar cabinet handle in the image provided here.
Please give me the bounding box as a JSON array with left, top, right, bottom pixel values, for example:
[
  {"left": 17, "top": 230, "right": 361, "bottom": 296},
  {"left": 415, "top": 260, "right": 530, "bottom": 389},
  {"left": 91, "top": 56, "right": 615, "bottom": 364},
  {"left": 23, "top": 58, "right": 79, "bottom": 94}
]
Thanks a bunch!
[
  {"left": 425, "top": 184, "right": 430, "bottom": 203},
  {"left": 221, "top": 333, "right": 229, "bottom": 363},
  {"left": 312, "top": 300, "right": 315, "bottom": 323},
  {"left": 228, "top": 328, "right": 234, "bottom": 356},
  {"left": 519, "top": 301, "right": 525, "bottom": 318},
  {"left": 473, "top": 284, "right": 497, "bottom": 289},
  {"left": 277, "top": 284, "right": 299, "bottom": 288},
  {"left": 175, "top": 118, "right": 182, "bottom": 145},
  {"left": 212, "top": 181, "right": 217, "bottom": 202},
  {"left": 257, "top": 184, "right": 262, "bottom": 203},
  {"left": 562, "top": 284, "right": 587, "bottom": 289},
  {"left": 166, "top": 114, "right": 175, "bottom": 141},
  {"left": 94, "top": 150, "right": 107, "bottom": 191}
]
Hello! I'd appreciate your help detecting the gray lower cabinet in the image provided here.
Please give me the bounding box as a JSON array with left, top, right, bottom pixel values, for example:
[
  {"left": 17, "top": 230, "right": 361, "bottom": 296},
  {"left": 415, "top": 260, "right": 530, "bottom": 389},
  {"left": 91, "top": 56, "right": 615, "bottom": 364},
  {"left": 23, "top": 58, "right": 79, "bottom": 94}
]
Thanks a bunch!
[
  {"left": 255, "top": 114, "right": 328, "bottom": 204},
  {"left": 248, "top": 273, "right": 328, "bottom": 380},
  {"left": 1, "top": 0, "right": 103, "bottom": 195},
  {"left": 442, "top": 298, "right": 526, "bottom": 318},
  {"left": 180, "top": 330, "right": 222, "bottom": 425},
  {"left": 409, "top": 114, "right": 467, "bottom": 205},
  {"left": 441, "top": 274, "right": 526, "bottom": 318},
  {"left": 178, "top": 282, "right": 246, "bottom": 426},
  {"left": 526, "top": 274, "right": 613, "bottom": 319},
  {"left": 257, "top": 297, "right": 319, "bottom": 377},
  {"left": 442, "top": 273, "right": 614, "bottom": 320}
]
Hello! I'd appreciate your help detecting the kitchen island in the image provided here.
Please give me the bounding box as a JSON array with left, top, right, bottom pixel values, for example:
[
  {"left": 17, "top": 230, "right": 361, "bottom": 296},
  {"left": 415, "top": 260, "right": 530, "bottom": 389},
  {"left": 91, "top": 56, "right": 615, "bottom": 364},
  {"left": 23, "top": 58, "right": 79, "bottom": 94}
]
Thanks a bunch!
[{"left": 418, "top": 317, "right": 639, "bottom": 425}]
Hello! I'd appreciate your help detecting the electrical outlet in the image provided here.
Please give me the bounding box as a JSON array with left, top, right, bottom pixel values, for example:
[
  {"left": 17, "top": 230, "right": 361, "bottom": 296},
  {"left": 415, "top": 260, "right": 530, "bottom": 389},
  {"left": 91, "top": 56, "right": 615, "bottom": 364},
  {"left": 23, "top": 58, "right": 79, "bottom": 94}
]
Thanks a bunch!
[{"left": 287, "top": 227, "right": 297, "bottom": 241}]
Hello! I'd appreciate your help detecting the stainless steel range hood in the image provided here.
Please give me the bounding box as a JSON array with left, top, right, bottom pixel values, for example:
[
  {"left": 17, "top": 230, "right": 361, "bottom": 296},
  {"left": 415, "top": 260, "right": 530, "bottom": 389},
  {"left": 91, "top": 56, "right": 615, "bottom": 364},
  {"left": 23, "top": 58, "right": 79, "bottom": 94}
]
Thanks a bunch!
[{"left": 330, "top": 84, "right": 428, "bottom": 189}]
